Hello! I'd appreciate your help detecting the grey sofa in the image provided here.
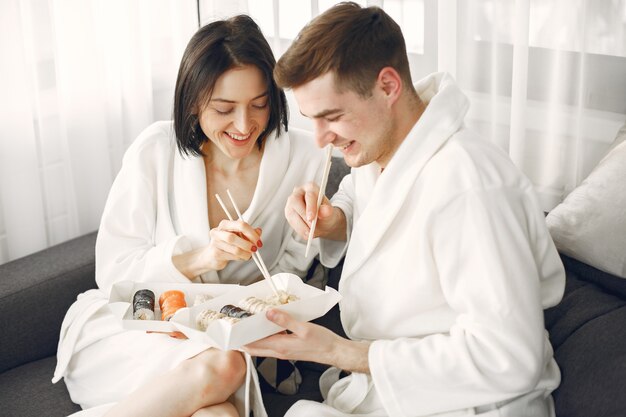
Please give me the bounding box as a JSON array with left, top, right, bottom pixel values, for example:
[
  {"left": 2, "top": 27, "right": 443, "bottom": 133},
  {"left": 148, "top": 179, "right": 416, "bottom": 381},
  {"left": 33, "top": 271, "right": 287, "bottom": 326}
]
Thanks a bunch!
[
  {"left": 1, "top": 157, "right": 625, "bottom": 416},
  {"left": 0, "top": 229, "right": 346, "bottom": 417},
  {"left": 0, "top": 158, "right": 350, "bottom": 417}
]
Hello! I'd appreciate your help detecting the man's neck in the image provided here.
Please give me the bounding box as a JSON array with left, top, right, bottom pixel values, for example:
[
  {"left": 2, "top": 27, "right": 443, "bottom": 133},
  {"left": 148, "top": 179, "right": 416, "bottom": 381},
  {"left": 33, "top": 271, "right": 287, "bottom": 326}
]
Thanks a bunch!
[
  {"left": 378, "top": 92, "right": 426, "bottom": 168},
  {"left": 397, "top": 92, "right": 426, "bottom": 142}
]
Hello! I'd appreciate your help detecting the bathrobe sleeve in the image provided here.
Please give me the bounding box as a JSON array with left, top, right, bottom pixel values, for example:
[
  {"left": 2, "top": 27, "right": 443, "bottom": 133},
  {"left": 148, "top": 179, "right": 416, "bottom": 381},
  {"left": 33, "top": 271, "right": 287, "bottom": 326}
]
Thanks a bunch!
[
  {"left": 319, "top": 173, "right": 355, "bottom": 268},
  {"left": 95, "top": 133, "right": 191, "bottom": 294},
  {"left": 368, "top": 186, "right": 565, "bottom": 416}
]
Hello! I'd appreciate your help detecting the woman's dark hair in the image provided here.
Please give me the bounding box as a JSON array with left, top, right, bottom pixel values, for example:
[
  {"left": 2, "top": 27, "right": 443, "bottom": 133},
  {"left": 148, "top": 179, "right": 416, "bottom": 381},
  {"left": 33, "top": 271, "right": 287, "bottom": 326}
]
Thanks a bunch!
[{"left": 173, "top": 15, "right": 288, "bottom": 156}]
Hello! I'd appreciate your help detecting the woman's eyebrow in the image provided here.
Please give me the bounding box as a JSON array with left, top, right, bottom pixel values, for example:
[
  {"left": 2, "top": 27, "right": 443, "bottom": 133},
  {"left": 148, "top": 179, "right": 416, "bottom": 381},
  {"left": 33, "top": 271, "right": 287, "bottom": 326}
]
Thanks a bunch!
[{"left": 210, "top": 91, "right": 269, "bottom": 103}]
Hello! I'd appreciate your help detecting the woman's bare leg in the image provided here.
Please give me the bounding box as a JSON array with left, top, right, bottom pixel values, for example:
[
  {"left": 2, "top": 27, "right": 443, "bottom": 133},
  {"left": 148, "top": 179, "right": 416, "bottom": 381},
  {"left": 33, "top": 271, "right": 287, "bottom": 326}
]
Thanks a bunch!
[
  {"left": 102, "top": 349, "right": 246, "bottom": 417},
  {"left": 191, "top": 402, "right": 239, "bottom": 417}
]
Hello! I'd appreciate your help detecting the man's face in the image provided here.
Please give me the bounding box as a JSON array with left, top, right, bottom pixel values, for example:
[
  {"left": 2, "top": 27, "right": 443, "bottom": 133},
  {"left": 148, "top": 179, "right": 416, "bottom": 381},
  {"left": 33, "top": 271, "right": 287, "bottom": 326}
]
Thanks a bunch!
[{"left": 293, "top": 72, "right": 394, "bottom": 168}]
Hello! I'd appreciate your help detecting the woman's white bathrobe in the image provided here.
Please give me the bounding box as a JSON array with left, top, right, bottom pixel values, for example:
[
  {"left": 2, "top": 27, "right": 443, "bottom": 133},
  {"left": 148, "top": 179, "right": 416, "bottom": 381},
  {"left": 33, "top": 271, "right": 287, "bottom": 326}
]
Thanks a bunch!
[
  {"left": 288, "top": 73, "right": 565, "bottom": 417},
  {"left": 52, "top": 121, "right": 326, "bottom": 417}
]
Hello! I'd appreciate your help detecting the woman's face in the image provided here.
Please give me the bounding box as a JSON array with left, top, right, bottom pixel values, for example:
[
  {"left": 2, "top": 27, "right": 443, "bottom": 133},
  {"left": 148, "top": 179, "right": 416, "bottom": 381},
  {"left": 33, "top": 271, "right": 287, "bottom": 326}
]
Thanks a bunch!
[{"left": 198, "top": 65, "right": 270, "bottom": 159}]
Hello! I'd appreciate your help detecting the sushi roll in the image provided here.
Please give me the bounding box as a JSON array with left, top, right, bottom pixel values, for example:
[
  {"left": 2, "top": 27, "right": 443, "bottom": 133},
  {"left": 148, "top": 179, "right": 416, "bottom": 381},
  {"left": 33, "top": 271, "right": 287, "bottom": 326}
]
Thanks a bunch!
[
  {"left": 266, "top": 290, "right": 299, "bottom": 305},
  {"left": 132, "top": 289, "right": 155, "bottom": 320},
  {"left": 220, "top": 304, "right": 252, "bottom": 319},
  {"left": 195, "top": 309, "right": 225, "bottom": 331},
  {"left": 238, "top": 296, "right": 274, "bottom": 314},
  {"left": 193, "top": 293, "right": 213, "bottom": 306},
  {"left": 159, "top": 290, "right": 187, "bottom": 321}
]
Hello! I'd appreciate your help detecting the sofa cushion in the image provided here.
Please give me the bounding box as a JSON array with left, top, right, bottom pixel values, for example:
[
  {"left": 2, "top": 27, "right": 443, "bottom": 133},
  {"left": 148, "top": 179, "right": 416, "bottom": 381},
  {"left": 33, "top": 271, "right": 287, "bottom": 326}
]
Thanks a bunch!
[
  {"left": 546, "top": 123, "right": 626, "bottom": 278},
  {"left": 560, "top": 254, "right": 626, "bottom": 299},
  {"left": 545, "top": 267, "right": 626, "bottom": 417},
  {"left": 0, "top": 232, "right": 98, "bottom": 373},
  {"left": 545, "top": 267, "right": 625, "bottom": 349},
  {"left": 0, "top": 355, "right": 81, "bottom": 416}
]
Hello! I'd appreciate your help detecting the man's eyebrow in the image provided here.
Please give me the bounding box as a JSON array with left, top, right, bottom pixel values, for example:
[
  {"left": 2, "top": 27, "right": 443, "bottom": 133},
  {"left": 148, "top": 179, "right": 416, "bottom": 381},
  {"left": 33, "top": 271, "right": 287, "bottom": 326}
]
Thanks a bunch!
[
  {"left": 210, "top": 92, "right": 268, "bottom": 104},
  {"left": 301, "top": 108, "right": 343, "bottom": 119}
]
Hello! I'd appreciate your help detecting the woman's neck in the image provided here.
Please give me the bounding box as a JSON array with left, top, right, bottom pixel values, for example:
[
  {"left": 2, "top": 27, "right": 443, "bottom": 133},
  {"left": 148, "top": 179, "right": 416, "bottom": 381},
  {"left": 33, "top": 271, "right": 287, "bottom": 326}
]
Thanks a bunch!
[{"left": 202, "top": 142, "right": 263, "bottom": 176}]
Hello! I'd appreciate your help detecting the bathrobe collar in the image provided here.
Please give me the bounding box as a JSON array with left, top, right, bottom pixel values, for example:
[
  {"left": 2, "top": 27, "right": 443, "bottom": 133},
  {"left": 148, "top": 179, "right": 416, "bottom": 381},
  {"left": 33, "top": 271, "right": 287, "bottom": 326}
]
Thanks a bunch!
[
  {"left": 171, "top": 130, "right": 290, "bottom": 249},
  {"left": 342, "top": 73, "right": 470, "bottom": 278}
]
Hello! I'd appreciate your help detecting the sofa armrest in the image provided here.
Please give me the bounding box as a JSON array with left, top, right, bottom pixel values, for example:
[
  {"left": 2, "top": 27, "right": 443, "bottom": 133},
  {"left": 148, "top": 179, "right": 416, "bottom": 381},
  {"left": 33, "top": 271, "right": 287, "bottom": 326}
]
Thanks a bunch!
[{"left": 0, "top": 232, "right": 98, "bottom": 373}]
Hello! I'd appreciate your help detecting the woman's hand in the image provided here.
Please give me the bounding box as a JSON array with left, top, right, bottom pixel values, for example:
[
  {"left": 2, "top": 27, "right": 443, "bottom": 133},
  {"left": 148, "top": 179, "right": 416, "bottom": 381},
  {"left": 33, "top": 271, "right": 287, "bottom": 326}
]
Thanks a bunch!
[
  {"left": 285, "top": 182, "right": 347, "bottom": 241},
  {"left": 173, "top": 220, "right": 262, "bottom": 279},
  {"left": 243, "top": 309, "right": 371, "bottom": 374},
  {"left": 203, "top": 219, "right": 262, "bottom": 271}
]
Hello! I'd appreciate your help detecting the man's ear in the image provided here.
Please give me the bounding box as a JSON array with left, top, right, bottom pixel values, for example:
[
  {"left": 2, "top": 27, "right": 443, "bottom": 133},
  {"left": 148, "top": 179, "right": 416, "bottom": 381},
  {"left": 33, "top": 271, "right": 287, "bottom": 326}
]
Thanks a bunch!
[{"left": 376, "top": 67, "right": 402, "bottom": 106}]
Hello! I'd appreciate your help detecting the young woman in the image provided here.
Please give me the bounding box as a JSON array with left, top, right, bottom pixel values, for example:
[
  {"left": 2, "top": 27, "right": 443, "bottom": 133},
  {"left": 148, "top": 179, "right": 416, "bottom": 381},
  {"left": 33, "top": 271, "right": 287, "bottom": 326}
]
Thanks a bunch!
[{"left": 53, "top": 15, "right": 326, "bottom": 417}]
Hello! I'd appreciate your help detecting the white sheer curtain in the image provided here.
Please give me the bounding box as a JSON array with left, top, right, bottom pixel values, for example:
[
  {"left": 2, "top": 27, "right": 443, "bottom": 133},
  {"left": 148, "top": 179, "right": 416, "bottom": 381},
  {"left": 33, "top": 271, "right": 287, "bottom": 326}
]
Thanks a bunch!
[
  {"left": 2, "top": 0, "right": 625, "bottom": 263},
  {"left": 450, "top": 0, "right": 626, "bottom": 210},
  {"left": 0, "top": 0, "right": 198, "bottom": 263}
]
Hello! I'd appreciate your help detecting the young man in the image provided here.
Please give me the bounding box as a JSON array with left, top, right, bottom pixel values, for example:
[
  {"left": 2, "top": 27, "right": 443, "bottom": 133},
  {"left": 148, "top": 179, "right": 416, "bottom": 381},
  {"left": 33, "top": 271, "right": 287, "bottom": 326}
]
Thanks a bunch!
[{"left": 245, "top": 3, "right": 565, "bottom": 416}]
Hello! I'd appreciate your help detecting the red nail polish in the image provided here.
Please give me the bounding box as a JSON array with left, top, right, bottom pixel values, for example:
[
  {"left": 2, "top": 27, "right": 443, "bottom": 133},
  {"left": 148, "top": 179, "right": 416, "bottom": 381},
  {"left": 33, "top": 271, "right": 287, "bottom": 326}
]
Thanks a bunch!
[
  {"left": 251, "top": 246, "right": 257, "bottom": 252},
  {"left": 257, "top": 240, "right": 263, "bottom": 248}
]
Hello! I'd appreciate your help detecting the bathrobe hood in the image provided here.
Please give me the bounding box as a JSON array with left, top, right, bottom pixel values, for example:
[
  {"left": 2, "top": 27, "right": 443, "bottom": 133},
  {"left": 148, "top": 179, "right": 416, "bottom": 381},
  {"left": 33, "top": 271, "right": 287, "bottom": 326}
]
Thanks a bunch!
[{"left": 343, "top": 72, "right": 469, "bottom": 278}]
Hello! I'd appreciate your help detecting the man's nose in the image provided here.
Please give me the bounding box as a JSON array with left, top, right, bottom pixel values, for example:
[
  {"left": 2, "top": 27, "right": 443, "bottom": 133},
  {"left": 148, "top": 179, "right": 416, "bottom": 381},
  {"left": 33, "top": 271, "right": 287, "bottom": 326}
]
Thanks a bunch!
[{"left": 313, "top": 119, "right": 335, "bottom": 148}]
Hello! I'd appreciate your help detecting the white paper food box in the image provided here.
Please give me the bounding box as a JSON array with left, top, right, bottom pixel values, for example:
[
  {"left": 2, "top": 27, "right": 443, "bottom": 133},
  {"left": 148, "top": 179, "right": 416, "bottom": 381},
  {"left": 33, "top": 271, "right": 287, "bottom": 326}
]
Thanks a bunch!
[
  {"left": 170, "top": 273, "right": 342, "bottom": 350},
  {"left": 108, "top": 281, "right": 239, "bottom": 332}
]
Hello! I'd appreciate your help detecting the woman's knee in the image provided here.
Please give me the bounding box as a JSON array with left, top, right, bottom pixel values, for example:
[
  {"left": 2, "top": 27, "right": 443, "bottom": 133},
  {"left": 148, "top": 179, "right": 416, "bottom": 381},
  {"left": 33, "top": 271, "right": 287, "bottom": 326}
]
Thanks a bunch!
[
  {"left": 182, "top": 349, "right": 246, "bottom": 395},
  {"left": 207, "top": 350, "right": 246, "bottom": 388},
  {"left": 191, "top": 401, "right": 238, "bottom": 417}
]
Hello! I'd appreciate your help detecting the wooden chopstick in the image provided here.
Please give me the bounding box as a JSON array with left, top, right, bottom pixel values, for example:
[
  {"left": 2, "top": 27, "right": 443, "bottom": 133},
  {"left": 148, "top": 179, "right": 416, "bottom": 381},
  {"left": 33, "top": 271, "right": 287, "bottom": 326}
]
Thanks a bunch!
[
  {"left": 225, "top": 189, "right": 272, "bottom": 279},
  {"left": 214, "top": 194, "right": 266, "bottom": 280},
  {"left": 215, "top": 191, "right": 281, "bottom": 299},
  {"left": 305, "top": 144, "right": 333, "bottom": 258}
]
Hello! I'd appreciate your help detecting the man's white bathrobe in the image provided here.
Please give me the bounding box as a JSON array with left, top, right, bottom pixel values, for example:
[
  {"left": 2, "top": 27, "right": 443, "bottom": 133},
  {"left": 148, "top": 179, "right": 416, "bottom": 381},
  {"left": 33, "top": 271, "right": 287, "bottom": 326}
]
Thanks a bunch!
[
  {"left": 288, "top": 73, "right": 565, "bottom": 417},
  {"left": 52, "top": 121, "right": 326, "bottom": 417}
]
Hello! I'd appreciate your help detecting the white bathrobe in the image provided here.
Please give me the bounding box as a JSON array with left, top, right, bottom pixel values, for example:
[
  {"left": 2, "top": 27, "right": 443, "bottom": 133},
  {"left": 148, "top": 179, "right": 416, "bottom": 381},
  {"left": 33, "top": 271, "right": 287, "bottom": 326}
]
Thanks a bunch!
[
  {"left": 52, "top": 121, "right": 326, "bottom": 417},
  {"left": 288, "top": 73, "right": 565, "bottom": 417}
]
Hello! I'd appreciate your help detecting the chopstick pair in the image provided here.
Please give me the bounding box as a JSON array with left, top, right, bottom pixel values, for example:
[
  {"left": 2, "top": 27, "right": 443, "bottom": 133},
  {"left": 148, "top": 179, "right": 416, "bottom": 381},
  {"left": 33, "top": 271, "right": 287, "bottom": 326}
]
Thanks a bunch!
[
  {"left": 214, "top": 189, "right": 281, "bottom": 299},
  {"left": 305, "top": 144, "right": 334, "bottom": 258}
]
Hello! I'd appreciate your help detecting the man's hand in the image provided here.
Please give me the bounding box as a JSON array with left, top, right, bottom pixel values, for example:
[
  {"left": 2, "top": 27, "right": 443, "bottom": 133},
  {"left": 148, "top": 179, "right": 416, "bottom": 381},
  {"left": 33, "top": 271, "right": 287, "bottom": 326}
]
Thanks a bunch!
[
  {"left": 243, "top": 309, "right": 370, "bottom": 374},
  {"left": 285, "top": 182, "right": 347, "bottom": 241}
]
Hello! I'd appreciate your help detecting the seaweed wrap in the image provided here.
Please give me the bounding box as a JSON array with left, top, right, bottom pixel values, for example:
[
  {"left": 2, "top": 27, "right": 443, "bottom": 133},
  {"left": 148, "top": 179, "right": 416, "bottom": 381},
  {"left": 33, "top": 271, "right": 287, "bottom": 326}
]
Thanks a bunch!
[
  {"left": 220, "top": 304, "right": 252, "bottom": 319},
  {"left": 132, "top": 289, "right": 155, "bottom": 320}
]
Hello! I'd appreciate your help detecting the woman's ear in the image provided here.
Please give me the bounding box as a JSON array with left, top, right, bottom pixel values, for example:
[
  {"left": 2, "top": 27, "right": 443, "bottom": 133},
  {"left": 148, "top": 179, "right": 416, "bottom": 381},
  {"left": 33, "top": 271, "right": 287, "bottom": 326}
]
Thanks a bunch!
[{"left": 376, "top": 67, "right": 402, "bottom": 107}]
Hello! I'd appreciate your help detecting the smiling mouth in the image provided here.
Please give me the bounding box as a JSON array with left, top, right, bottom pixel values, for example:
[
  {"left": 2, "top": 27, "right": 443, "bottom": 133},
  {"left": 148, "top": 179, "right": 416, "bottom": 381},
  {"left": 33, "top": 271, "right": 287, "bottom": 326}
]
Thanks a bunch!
[
  {"left": 226, "top": 131, "right": 252, "bottom": 141},
  {"left": 337, "top": 141, "right": 354, "bottom": 150}
]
